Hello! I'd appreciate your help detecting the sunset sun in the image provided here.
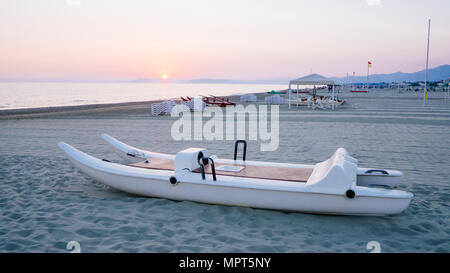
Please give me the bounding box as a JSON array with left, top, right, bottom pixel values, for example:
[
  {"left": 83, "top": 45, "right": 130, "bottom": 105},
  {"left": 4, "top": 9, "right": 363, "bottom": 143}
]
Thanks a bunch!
[{"left": 162, "top": 75, "right": 168, "bottom": 80}]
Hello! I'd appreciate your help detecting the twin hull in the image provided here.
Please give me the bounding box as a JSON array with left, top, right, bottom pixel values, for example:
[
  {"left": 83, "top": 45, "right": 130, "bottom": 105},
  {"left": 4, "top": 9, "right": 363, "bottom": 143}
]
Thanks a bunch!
[
  {"left": 62, "top": 140, "right": 412, "bottom": 216},
  {"left": 105, "top": 134, "right": 403, "bottom": 189}
]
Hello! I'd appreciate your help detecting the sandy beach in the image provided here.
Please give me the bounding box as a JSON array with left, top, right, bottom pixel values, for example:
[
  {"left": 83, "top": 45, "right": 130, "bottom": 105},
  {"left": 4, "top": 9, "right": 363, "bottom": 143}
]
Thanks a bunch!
[
  {"left": 2, "top": 0, "right": 450, "bottom": 258},
  {"left": 1, "top": 89, "right": 447, "bottom": 119},
  {"left": 1, "top": 89, "right": 449, "bottom": 252},
  {"left": 0, "top": 100, "right": 165, "bottom": 119},
  {"left": 0, "top": 93, "right": 249, "bottom": 119}
]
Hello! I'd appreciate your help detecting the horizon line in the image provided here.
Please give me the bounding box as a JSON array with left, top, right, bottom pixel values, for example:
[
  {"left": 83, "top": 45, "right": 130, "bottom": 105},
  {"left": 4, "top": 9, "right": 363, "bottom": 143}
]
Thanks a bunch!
[{"left": 0, "top": 64, "right": 448, "bottom": 83}]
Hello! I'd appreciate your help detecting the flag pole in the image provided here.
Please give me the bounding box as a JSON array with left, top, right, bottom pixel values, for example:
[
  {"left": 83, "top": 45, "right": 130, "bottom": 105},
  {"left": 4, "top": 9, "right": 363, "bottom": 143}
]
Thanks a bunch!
[
  {"left": 424, "top": 19, "right": 431, "bottom": 105},
  {"left": 367, "top": 61, "right": 371, "bottom": 91}
]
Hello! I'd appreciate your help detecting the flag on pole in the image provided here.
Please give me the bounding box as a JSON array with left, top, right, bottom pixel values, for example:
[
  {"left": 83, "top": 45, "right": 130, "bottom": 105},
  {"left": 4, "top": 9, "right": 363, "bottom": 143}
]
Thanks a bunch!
[{"left": 368, "top": 61, "right": 372, "bottom": 68}]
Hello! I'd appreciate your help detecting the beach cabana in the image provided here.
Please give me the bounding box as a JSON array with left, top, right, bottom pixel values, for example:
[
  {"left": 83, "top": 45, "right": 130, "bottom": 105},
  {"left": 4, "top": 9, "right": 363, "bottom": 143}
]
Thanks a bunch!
[{"left": 288, "top": 74, "right": 336, "bottom": 110}]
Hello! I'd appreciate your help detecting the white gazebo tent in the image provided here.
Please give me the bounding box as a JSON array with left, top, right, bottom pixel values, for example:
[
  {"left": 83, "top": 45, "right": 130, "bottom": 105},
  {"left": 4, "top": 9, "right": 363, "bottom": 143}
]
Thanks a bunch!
[{"left": 288, "top": 73, "right": 336, "bottom": 110}]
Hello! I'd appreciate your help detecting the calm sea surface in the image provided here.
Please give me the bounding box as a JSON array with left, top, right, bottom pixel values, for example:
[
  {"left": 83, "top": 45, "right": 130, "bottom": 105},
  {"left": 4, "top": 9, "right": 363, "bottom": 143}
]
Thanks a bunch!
[
  {"left": 0, "top": 82, "right": 286, "bottom": 109},
  {"left": 0, "top": 84, "right": 449, "bottom": 252}
]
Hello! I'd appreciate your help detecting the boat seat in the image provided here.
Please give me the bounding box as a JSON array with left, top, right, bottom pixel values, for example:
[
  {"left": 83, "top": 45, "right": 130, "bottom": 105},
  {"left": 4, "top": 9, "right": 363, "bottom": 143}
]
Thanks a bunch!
[
  {"left": 130, "top": 158, "right": 174, "bottom": 171},
  {"left": 129, "top": 158, "right": 312, "bottom": 182}
]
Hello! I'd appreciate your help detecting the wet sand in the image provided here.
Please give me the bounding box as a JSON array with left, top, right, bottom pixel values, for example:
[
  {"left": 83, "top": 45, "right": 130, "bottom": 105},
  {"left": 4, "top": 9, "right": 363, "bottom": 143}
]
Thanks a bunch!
[
  {"left": 0, "top": 100, "right": 165, "bottom": 119},
  {"left": 0, "top": 93, "right": 255, "bottom": 119},
  {"left": 1, "top": 89, "right": 447, "bottom": 119}
]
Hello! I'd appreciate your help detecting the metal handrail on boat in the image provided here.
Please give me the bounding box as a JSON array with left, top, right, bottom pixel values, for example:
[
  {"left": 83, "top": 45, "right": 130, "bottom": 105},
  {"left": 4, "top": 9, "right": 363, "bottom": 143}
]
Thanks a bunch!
[
  {"left": 365, "top": 169, "right": 389, "bottom": 175},
  {"left": 234, "top": 140, "right": 247, "bottom": 161},
  {"left": 198, "top": 156, "right": 217, "bottom": 181}
]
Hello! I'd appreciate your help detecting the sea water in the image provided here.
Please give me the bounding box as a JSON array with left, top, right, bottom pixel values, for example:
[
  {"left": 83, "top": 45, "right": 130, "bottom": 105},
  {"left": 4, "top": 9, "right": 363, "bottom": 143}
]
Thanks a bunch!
[
  {"left": 0, "top": 87, "right": 449, "bottom": 252},
  {"left": 0, "top": 82, "right": 286, "bottom": 110}
]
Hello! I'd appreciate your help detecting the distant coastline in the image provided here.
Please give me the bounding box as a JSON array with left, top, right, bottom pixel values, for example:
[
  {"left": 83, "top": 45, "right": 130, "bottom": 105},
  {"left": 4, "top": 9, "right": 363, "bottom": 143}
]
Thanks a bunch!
[
  {"left": 1, "top": 64, "right": 449, "bottom": 85},
  {"left": 133, "top": 64, "right": 450, "bottom": 84}
]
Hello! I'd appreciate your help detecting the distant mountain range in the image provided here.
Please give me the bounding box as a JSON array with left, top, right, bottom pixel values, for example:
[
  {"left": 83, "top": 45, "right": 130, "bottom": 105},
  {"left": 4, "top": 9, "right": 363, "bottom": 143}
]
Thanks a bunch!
[
  {"left": 133, "top": 64, "right": 450, "bottom": 85},
  {"left": 132, "top": 78, "right": 290, "bottom": 84},
  {"left": 2, "top": 64, "right": 448, "bottom": 84},
  {"left": 331, "top": 64, "right": 450, "bottom": 84}
]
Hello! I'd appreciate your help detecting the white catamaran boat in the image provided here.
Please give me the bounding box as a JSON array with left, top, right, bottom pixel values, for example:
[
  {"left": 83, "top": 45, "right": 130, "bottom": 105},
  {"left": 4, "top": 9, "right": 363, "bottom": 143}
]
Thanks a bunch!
[{"left": 58, "top": 134, "right": 413, "bottom": 216}]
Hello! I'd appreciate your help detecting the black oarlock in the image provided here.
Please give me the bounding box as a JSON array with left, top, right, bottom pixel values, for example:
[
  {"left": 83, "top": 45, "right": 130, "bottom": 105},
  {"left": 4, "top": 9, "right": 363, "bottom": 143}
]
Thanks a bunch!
[
  {"left": 169, "top": 176, "right": 178, "bottom": 185},
  {"left": 346, "top": 189, "right": 356, "bottom": 199}
]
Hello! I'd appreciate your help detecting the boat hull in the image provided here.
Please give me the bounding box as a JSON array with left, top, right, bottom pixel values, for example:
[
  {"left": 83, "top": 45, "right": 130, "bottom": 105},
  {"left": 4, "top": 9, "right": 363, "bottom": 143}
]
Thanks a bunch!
[
  {"left": 59, "top": 142, "right": 412, "bottom": 216},
  {"left": 356, "top": 169, "right": 403, "bottom": 188},
  {"left": 102, "top": 134, "right": 403, "bottom": 189}
]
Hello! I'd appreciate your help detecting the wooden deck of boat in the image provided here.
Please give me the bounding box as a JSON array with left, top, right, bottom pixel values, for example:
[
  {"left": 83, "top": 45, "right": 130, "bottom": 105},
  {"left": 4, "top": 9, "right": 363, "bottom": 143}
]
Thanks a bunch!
[{"left": 129, "top": 158, "right": 312, "bottom": 182}]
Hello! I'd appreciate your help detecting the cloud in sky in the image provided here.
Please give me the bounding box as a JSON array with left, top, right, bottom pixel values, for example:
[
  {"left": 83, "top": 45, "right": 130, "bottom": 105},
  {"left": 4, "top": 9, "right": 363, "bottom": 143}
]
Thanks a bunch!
[{"left": 0, "top": 0, "right": 449, "bottom": 81}]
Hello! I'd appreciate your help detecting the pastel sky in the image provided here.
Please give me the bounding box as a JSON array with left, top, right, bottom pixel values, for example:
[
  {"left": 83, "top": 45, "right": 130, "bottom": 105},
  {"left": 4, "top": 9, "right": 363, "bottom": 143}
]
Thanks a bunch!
[{"left": 1, "top": 0, "right": 449, "bottom": 81}]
